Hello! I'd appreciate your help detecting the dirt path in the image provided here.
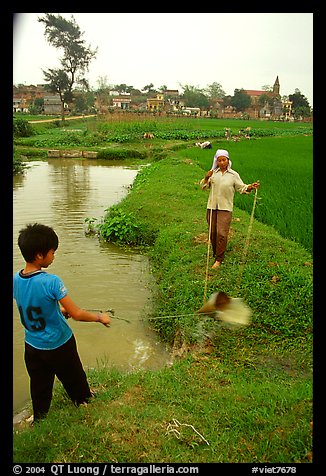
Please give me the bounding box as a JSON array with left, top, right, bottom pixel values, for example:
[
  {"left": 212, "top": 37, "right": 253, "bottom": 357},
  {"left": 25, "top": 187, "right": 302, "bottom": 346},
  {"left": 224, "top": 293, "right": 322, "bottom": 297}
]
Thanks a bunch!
[{"left": 28, "top": 114, "right": 96, "bottom": 123}]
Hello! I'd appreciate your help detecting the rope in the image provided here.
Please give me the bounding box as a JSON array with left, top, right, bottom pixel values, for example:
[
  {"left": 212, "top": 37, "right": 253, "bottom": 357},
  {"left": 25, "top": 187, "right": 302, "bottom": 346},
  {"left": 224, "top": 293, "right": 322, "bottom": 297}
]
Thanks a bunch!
[
  {"left": 87, "top": 309, "right": 216, "bottom": 324},
  {"left": 166, "top": 418, "right": 210, "bottom": 446},
  {"left": 235, "top": 187, "right": 259, "bottom": 294},
  {"left": 203, "top": 176, "right": 216, "bottom": 304},
  {"left": 203, "top": 206, "right": 213, "bottom": 304}
]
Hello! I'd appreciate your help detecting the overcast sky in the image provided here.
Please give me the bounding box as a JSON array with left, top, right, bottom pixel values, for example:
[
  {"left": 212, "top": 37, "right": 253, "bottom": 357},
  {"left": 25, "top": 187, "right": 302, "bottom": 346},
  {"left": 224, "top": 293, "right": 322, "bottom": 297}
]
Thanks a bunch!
[{"left": 13, "top": 13, "right": 313, "bottom": 105}]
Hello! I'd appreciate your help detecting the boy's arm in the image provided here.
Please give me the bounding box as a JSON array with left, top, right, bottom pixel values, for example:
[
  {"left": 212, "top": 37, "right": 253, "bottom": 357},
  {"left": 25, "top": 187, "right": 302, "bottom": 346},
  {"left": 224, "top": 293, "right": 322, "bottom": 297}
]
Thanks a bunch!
[
  {"left": 59, "top": 304, "right": 70, "bottom": 318},
  {"left": 59, "top": 295, "right": 111, "bottom": 327}
]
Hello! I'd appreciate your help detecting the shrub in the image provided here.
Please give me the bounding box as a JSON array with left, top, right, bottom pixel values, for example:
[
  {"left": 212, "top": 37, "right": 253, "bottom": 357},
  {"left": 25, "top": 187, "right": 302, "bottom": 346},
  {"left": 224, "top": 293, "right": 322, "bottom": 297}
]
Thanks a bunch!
[
  {"left": 98, "top": 208, "right": 141, "bottom": 244},
  {"left": 13, "top": 118, "right": 35, "bottom": 137},
  {"left": 96, "top": 149, "right": 147, "bottom": 160},
  {"left": 97, "top": 206, "right": 157, "bottom": 246}
]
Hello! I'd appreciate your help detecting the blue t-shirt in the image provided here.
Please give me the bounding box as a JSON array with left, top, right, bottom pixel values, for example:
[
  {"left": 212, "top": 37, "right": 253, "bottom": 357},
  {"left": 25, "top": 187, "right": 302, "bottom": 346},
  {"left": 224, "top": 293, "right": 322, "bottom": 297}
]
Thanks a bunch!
[{"left": 13, "top": 270, "right": 73, "bottom": 350}]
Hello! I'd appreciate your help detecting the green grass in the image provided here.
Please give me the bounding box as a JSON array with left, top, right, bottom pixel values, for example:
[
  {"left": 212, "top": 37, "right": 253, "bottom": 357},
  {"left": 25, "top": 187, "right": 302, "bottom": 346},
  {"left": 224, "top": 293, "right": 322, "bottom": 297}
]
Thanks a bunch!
[{"left": 14, "top": 355, "right": 311, "bottom": 463}]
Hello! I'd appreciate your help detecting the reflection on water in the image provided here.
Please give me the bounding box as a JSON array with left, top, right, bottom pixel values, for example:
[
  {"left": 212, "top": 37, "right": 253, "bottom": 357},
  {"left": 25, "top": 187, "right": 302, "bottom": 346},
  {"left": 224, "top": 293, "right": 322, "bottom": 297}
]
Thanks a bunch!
[{"left": 13, "top": 159, "right": 172, "bottom": 412}]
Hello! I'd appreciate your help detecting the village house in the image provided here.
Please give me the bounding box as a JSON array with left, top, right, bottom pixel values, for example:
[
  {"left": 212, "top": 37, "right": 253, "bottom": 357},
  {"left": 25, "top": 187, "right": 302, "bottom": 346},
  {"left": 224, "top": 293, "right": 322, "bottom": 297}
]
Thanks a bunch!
[
  {"left": 181, "top": 107, "right": 201, "bottom": 116},
  {"left": 13, "top": 97, "right": 29, "bottom": 113},
  {"left": 147, "top": 93, "right": 165, "bottom": 111},
  {"left": 13, "top": 84, "right": 46, "bottom": 113},
  {"left": 112, "top": 95, "right": 131, "bottom": 110},
  {"left": 43, "top": 95, "right": 63, "bottom": 115},
  {"left": 146, "top": 90, "right": 188, "bottom": 113},
  {"left": 13, "top": 77, "right": 295, "bottom": 120},
  {"left": 210, "top": 76, "right": 292, "bottom": 120},
  {"left": 165, "top": 89, "right": 179, "bottom": 97},
  {"left": 13, "top": 84, "right": 68, "bottom": 115},
  {"left": 282, "top": 98, "right": 293, "bottom": 120},
  {"left": 164, "top": 90, "right": 185, "bottom": 111}
]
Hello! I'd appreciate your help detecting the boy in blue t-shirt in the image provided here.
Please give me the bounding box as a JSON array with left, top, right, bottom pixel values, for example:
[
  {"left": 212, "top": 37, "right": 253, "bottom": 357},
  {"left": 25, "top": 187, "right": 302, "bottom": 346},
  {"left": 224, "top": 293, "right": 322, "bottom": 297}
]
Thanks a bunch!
[{"left": 13, "top": 223, "right": 111, "bottom": 421}]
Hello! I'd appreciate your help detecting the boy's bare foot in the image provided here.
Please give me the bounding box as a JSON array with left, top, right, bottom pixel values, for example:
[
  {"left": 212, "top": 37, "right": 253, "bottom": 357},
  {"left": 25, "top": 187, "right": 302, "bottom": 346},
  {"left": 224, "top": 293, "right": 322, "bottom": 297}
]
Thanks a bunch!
[{"left": 212, "top": 260, "right": 221, "bottom": 269}]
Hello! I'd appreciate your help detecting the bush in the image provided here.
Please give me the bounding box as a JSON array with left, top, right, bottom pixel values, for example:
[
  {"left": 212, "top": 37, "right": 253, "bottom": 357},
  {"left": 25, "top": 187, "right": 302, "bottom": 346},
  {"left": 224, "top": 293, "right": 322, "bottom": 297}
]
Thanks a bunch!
[
  {"left": 97, "top": 206, "right": 157, "bottom": 246},
  {"left": 13, "top": 118, "right": 35, "bottom": 137},
  {"left": 98, "top": 208, "right": 141, "bottom": 244},
  {"left": 96, "top": 149, "right": 147, "bottom": 160}
]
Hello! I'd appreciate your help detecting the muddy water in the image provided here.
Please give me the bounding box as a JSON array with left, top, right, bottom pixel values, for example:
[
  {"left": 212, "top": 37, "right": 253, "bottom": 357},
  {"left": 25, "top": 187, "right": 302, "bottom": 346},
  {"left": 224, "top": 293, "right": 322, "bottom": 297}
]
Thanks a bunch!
[{"left": 13, "top": 159, "right": 172, "bottom": 412}]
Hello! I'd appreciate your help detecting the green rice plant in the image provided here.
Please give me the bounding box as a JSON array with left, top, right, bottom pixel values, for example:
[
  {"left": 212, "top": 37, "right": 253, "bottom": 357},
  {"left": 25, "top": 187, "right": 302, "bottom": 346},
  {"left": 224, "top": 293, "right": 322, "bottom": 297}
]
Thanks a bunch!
[{"left": 191, "top": 135, "right": 312, "bottom": 252}]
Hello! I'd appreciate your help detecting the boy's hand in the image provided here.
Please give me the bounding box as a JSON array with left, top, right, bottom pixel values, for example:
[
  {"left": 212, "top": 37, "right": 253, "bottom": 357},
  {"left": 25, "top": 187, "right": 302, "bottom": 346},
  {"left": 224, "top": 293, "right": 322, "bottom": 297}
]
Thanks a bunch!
[{"left": 97, "top": 312, "right": 111, "bottom": 327}]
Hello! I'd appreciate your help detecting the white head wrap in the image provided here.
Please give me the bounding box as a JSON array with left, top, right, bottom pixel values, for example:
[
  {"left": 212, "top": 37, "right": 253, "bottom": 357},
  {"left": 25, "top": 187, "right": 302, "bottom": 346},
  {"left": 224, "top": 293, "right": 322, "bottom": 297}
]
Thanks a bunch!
[{"left": 211, "top": 149, "right": 232, "bottom": 171}]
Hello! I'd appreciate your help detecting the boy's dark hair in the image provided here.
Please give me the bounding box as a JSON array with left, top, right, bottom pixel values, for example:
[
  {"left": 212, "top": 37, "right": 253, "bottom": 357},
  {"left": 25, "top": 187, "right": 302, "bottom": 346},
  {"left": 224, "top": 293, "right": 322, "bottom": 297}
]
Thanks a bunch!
[{"left": 18, "top": 223, "right": 59, "bottom": 263}]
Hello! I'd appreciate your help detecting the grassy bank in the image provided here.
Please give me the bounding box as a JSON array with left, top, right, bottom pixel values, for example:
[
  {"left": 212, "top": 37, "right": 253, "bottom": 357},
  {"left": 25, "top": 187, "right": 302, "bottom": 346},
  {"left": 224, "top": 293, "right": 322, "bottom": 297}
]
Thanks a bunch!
[
  {"left": 13, "top": 144, "right": 313, "bottom": 463},
  {"left": 13, "top": 355, "right": 311, "bottom": 463}
]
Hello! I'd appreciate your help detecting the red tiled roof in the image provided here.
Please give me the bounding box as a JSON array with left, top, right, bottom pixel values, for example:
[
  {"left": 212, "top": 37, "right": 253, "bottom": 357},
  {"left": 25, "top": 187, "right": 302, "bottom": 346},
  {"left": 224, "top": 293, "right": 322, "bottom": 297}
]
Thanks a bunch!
[{"left": 244, "top": 90, "right": 272, "bottom": 96}]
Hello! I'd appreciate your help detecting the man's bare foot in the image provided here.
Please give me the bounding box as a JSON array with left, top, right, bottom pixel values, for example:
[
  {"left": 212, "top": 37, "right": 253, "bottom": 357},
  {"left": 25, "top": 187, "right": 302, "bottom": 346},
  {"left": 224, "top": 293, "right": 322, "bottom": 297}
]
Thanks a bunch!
[{"left": 212, "top": 260, "right": 221, "bottom": 269}]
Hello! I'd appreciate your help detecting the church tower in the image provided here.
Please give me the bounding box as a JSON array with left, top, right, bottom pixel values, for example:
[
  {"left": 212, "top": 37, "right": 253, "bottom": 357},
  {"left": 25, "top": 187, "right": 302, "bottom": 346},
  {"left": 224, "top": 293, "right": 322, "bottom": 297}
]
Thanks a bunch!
[{"left": 273, "top": 76, "right": 280, "bottom": 96}]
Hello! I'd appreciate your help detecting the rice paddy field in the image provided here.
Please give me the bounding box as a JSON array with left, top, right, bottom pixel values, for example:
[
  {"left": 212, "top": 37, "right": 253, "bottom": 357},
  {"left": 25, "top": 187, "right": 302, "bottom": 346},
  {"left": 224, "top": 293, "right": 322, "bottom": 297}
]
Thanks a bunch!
[{"left": 184, "top": 134, "right": 313, "bottom": 253}]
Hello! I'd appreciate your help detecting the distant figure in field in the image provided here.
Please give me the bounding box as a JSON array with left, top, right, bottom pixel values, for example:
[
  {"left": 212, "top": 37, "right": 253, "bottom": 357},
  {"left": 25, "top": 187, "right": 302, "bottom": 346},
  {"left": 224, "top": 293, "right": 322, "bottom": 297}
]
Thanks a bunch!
[
  {"left": 195, "top": 141, "right": 212, "bottom": 149},
  {"left": 143, "top": 132, "right": 154, "bottom": 139}
]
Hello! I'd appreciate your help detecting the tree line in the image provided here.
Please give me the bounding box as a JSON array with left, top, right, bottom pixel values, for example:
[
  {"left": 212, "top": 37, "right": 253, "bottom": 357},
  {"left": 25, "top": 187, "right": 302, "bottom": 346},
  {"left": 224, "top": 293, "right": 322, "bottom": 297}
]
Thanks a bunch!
[{"left": 17, "top": 13, "right": 312, "bottom": 119}]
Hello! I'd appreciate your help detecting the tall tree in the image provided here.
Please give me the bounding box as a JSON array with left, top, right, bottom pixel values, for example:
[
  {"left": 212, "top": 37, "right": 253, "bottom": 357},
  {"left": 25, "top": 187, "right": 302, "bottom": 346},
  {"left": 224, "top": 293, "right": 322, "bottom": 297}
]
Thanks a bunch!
[
  {"left": 204, "top": 82, "right": 225, "bottom": 100},
  {"left": 38, "top": 13, "right": 97, "bottom": 120},
  {"left": 114, "top": 84, "right": 134, "bottom": 94},
  {"left": 230, "top": 89, "right": 251, "bottom": 112},
  {"left": 288, "top": 89, "right": 311, "bottom": 118},
  {"left": 142, "top": 83, "right": 156, "bottom": 95},
  {"left": 258, "top": 93, "right": 274, "bottom": 107},
  {"left": 180, "top": 84, "right": 209, "bottom": 110}
]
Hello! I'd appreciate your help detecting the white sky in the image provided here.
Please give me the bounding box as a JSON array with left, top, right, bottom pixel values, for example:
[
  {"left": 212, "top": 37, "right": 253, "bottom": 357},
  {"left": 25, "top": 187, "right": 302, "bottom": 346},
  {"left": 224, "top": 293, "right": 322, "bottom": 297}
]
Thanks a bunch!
[{"left": 13, "top": 13, "right": 313, "bottom": 105}]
